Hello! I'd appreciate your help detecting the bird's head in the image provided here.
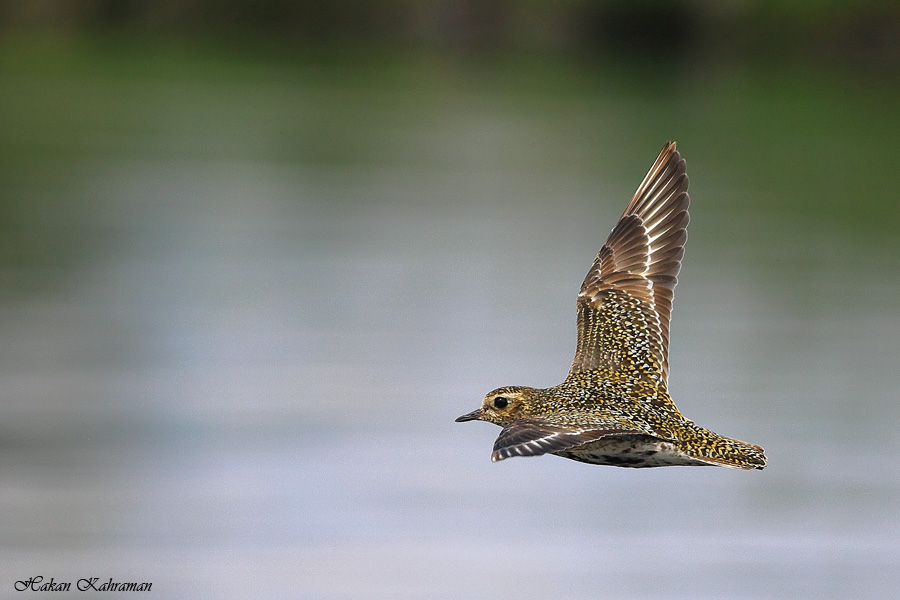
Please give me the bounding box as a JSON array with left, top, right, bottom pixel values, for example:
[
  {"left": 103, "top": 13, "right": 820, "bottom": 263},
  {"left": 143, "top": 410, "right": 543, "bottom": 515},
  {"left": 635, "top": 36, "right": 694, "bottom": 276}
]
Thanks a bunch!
[{"left": 455, "top": 386, "right": 540, "bottom": 426}]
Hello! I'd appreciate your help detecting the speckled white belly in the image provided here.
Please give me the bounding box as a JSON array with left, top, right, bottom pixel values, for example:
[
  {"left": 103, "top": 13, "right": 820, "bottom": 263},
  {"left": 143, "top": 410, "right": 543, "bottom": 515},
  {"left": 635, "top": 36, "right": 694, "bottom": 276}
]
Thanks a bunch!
[{"left": 555, "top": 434, "right": 711, "bottom": 468}]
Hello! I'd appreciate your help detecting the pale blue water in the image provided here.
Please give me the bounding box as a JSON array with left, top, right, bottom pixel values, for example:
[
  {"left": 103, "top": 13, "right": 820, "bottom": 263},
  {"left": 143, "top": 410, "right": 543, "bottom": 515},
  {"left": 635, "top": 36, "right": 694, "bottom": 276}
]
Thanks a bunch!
[{"left": 1, "top": 57, "right": 898, "bottom": 599}]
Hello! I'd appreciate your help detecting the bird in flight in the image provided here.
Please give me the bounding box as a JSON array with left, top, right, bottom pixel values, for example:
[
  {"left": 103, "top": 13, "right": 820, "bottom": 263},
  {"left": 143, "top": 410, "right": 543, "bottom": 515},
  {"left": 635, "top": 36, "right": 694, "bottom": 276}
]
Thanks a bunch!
[{"left": 456, "top": 142, "right": 766, "bottom": 469}]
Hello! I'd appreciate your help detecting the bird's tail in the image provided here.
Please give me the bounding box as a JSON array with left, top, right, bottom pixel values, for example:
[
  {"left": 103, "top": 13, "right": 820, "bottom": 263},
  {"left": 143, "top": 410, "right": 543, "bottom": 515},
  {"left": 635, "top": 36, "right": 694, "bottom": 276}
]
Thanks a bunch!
[{"left": 682, "top": 426, "right": 767, "bottom": 470}]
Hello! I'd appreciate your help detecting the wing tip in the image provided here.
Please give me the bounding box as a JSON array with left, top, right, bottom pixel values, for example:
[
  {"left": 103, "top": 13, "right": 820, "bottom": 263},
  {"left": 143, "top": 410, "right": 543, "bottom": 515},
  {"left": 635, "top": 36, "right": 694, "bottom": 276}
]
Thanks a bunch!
[
  {"left": 661, "top": 140, "right": 680, "bottom": 163},
  {"left": 627, "top": 142, "right": 689, "bottom": 216}
]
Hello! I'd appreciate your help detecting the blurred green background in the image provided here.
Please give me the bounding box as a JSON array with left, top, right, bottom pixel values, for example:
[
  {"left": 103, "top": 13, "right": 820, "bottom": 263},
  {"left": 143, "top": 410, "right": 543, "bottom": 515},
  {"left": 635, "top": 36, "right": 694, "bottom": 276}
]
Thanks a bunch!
[{"left": 1, "top": 2, "right": 899, "bottom": 599}]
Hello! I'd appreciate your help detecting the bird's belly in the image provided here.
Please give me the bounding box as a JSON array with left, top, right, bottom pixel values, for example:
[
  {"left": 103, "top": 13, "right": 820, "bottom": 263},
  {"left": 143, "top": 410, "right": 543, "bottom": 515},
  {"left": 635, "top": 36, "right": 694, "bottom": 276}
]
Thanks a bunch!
[{"left": 555, "top": 434, "right": 710, "bottom": 468}]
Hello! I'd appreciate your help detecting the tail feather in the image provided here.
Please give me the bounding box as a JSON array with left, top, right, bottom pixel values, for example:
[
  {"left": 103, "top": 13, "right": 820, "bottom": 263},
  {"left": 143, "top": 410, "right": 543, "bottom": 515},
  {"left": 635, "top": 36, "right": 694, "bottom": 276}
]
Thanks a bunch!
[{"left": 684, "top": 428, "right": 767, "bottom": 470}]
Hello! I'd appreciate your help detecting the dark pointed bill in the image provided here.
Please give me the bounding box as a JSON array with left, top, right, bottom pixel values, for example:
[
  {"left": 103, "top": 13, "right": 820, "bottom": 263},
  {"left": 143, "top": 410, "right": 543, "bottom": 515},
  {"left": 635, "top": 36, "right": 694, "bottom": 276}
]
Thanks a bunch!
[{"left": 455, "top": 408, "right": 483, "bottom": 422}]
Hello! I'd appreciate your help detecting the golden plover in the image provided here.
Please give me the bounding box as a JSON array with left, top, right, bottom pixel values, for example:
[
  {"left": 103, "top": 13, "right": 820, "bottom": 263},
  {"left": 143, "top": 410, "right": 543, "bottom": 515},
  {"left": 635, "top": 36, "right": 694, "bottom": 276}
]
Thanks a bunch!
[{"left": 456, "top": 142, "right": 766, "bottom": 470}]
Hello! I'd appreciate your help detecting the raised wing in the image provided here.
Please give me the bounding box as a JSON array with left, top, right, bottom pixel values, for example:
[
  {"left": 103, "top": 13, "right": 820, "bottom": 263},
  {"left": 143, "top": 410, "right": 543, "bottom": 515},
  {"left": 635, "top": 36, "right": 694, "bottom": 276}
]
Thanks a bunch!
[
  {"left": 491, "top": 417, "right": 668, "bottom": 462},
  {"left": 571, "top": 142, "right": 690, "bottom": 385}
]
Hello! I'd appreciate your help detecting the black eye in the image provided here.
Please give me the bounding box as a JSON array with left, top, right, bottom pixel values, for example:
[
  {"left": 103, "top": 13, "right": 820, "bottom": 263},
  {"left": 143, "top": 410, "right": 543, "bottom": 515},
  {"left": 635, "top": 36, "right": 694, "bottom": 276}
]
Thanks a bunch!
[{"left": 493, "top": 397, "right": 509, "bottom": 409}]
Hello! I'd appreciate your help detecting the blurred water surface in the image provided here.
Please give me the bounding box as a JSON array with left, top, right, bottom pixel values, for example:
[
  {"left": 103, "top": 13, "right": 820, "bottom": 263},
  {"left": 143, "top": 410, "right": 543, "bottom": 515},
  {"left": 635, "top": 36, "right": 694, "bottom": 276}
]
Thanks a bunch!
[{"left": 1, "top": 41, "right": 899, "bottom": 599}]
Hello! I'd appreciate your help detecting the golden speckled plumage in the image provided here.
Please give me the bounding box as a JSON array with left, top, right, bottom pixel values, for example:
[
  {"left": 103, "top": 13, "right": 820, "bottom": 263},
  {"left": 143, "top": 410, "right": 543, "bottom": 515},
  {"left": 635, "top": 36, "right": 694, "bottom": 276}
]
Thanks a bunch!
[{"left": 456, "top": 142, "right": 766, "bottom": 470}]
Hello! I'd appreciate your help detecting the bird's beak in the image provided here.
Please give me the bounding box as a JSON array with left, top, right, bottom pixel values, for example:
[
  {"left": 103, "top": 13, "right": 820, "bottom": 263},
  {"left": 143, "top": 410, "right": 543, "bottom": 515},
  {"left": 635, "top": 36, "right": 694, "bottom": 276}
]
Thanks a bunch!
[{"left": 455, "top": 408, "right": 483, "bottom": 422}]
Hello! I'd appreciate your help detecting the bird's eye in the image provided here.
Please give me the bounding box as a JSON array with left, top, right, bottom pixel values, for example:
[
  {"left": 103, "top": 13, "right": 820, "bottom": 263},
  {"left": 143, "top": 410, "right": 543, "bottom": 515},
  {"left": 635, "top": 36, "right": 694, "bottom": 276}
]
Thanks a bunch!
[{"left": 493, "top": 397, "right": 509, "bottom": 409}]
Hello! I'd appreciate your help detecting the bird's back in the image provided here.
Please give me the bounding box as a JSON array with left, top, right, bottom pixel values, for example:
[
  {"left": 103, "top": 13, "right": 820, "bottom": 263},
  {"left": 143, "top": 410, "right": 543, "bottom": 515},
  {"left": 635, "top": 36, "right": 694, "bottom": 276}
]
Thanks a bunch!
[{"left": 542, "top": 372, "right": 764, "bottom": 470}]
